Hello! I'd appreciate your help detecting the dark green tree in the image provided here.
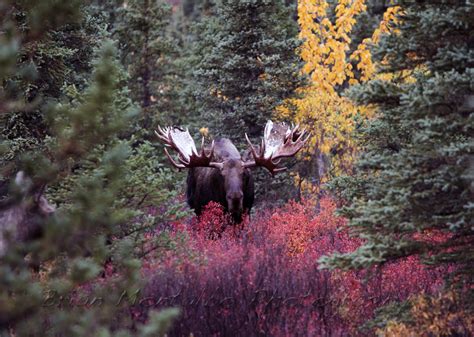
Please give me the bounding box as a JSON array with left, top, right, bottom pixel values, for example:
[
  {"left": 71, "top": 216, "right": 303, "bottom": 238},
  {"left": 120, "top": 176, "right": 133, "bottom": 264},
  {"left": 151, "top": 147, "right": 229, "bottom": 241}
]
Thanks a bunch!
[
  {"left": 320, "top": 0, "right": 473, "bottom": 316},
  {"left": 181, "top": 0, "right": 216, "bottom": 19},
  {"left": 0, "top": 1, "right": 99, "bottom": 183},
  {"left": 193, "top": 0, "right": 303, "bottom": 142},
  {"left": 0, "top": 1, "right": 180, "bottom": 335},
  {"left": 108, "top": 0, "right": 189, "bottom": 232},
  {"left": 114, "top": 0, "right": 181, "bottom": 131}
]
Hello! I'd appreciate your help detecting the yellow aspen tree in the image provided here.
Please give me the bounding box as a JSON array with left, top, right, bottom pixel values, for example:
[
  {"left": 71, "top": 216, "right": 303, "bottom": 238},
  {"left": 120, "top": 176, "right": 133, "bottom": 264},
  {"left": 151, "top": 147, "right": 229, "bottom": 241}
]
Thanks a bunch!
[{"left": 277, "top": 0, "right": 401, "bottom": 195}]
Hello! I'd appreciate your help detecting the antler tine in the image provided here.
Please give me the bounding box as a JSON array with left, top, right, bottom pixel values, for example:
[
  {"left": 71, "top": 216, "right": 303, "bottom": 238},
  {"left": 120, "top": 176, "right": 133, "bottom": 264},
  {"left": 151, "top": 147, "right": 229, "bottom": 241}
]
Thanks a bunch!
[
  {"left": 245, "top": 133, "right": 258, "bottom": 158},
  {"left": 273, "top": 126, "right": 309, "bottom": 160},
  {"left": 164, "top": 148, "right": 186, "bottom": 169},
  {"left": 208, "top": 140, "right": 216, "bottom": 159},
  {"left": 154, "top": 129, "right": 161, "bottom": 139},
  {"left": 243, "top": 120, "right": 310, "bottom": 175},
  {"left": 156, "top": 125, "right": 223, "bottom": 169},
  {"left": 302, "top": 131, "right": 311, "bottom": 144},
  {"left": 287, "top": 124, "right": 302, "bottom": 141},
  {"left": 299, "top": 129, "right": 310, "bottom": 144},
  {"left": 264, "top": 121, "right": 272, "bottom": 139},
  {"left": 158, "top": 125, "right": 172, "bottom": 137},
  {"left": 273, "top": 167, "right": 287, "bottom": 173},
  {"left": 291, "top": 126, "right": 310, "bottom": 145},
  {"left": 200, "top": 136, "right": 205, "bottom": 155},
  {"left": 244, "top": 129, "right": 284, "bottom": 174},
  {"left": 178, "top": 155, "right": 191, "bottom": 166},
  {"left": 155, "top": 127, "right": 166, "bottom": 141},
  {"left": 158, "top": 125, "right": 167, "bottom": 134},
  {"left": 155, "top": 126, "right": 176, "bottom": 148}
]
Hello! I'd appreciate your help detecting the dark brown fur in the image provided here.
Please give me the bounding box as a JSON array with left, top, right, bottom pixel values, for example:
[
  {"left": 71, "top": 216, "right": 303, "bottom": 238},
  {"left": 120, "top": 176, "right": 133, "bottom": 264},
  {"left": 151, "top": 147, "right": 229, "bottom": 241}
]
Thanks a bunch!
[{"left": 186, "top": 138, "right": 254, "bottom": 223}]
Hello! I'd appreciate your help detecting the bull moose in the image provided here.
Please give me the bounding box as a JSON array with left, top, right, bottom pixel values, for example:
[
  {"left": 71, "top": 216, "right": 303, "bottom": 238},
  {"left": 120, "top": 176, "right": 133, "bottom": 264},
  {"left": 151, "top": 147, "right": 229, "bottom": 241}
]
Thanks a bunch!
[{"left": 156, "top": 120, "right": 308, "bottom": 223}]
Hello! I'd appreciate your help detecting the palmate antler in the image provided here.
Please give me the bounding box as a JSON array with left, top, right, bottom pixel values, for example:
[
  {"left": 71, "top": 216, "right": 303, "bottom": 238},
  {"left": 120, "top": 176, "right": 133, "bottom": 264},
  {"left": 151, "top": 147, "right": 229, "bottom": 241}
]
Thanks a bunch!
[
  {"left": 155, "top": 126, "right": 223, "bottom": 169},
  {"left": 243, "top": 121, "right": 309, "bottom": 175}
]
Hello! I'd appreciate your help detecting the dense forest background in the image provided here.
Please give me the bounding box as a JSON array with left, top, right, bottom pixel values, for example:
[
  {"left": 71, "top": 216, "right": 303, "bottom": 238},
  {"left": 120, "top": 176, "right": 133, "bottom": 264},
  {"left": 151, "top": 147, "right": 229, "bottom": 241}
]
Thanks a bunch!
[{"left": 0, "top": 0, "right": 472, "bottom": 336}]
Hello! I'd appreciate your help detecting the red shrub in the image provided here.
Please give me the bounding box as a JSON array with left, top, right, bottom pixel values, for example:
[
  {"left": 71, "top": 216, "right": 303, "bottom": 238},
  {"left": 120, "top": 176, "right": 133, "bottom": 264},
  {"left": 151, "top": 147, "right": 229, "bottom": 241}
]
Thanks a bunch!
[
  {"left": 137, "top": 197, "right": 447, "bottom": 336},
  {"left": 191, "top": 201, "right": 229, "bottom": 238}
]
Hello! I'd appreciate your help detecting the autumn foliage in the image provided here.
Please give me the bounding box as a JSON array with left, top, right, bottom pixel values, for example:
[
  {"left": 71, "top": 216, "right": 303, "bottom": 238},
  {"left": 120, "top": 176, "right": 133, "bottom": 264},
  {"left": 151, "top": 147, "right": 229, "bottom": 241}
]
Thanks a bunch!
[
  {"left": 132, "top": 197, "right": 448, "bottom": 336},
  {"left": 278, "top": 0, "right": 402, "bottom": 192},
  {"left": 380, "top": 291, "right": 473, "bottom": 337}
]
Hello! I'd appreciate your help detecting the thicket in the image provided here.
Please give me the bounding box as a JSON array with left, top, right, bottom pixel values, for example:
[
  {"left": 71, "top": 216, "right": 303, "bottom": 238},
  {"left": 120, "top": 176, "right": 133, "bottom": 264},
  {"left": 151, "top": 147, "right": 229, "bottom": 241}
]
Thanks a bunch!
[
  {"left": 0, "top": 1, "right": 184, "bottom": 335},
  {"left": 135, "top": 198, "right": 454, "bottom": 336},
  {"left": 320, "top": 1, "right": 474, "bottom": 334}
]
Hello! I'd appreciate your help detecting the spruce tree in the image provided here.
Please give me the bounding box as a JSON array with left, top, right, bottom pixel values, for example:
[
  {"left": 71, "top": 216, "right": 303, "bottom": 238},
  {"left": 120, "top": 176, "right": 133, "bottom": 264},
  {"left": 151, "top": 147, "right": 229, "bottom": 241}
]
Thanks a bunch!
[
  {"left": 0, "top": 1, "right": 97, "bottom": 183},
  {"left": 1, "top": 1, "right": 179, "bottom": 335},
  {"left": 170, "top": 0, "right": 217, "bottom": 132},
  {"left": 114, "top": 0, "right": 181, "bottom": 131},
  {"left": 193, "top": 0, "right": 303, "bottom": 142},
  {"left": 110, "top": 0, "right": 188, "bottom": 224},
  {"left": 320, "top": 0, "right": 473, "bottom": 307}
]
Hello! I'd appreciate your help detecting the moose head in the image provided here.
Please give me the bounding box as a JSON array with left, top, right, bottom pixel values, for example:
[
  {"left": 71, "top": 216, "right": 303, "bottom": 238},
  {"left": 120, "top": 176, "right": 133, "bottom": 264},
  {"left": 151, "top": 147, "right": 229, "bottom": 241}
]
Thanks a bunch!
[{"left": 156, "top": 121, "right": 308, "bottom": 223}]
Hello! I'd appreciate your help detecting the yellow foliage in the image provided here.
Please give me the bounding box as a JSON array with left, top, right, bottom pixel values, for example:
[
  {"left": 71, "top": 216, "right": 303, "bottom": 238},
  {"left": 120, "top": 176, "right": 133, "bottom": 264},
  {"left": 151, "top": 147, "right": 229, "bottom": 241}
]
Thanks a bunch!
[
  {"left": 378, "top": 291, "right": 474, "bottom": 337},
  {"left": 276, "top": 0, "right": 402, "bottom": 192},
  {"left": 199, "top": 127, "right": 209, "bottom": 137},
  {"left": 351, "top": 5, "right": 402, "bottom": 81}
]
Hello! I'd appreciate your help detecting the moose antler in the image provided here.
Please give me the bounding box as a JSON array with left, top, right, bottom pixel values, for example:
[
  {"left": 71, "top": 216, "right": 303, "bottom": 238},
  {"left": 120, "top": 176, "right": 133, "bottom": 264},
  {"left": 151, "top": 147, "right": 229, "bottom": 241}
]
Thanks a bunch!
[
  {"left": 243, "top": 121, "right": 309, "bottom": 175},
  {"left": 155, "top": 126, "right": 223, "bottom": 169}
]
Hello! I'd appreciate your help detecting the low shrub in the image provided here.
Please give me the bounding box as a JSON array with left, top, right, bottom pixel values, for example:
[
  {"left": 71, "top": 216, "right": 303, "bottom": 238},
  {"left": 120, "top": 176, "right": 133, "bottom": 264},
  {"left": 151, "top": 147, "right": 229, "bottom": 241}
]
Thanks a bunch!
[{"left": 136, "top": 197, "right": 446, "bottom": 336}]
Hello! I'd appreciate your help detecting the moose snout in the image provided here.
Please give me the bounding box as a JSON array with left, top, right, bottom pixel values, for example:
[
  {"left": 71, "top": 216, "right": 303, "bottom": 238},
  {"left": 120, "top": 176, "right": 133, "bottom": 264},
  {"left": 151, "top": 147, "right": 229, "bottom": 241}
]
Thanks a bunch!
[{"left": 227, "top": 191, "right": 243, "bottom": 213}]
